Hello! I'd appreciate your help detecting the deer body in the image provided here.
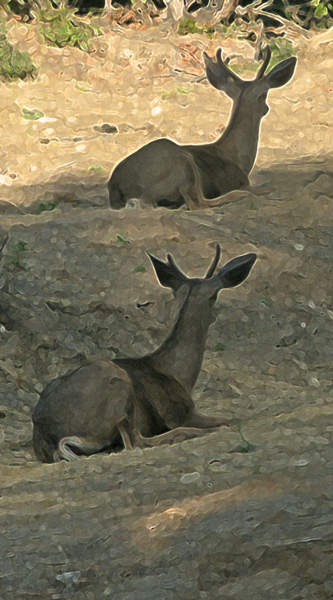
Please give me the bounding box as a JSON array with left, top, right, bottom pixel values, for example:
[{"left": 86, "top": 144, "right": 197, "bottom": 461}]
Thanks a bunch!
[
  {"left": 108, "top": 48, "right": 296, "bottom": 210},
  {"left": 32, "top": 246, "right": 257, "bottom": 463}
]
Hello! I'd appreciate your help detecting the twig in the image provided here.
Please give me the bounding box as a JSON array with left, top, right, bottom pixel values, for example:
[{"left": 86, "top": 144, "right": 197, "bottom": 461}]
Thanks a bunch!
[{"left": 235, "top": 0, "right": 312, "bottom": 39}]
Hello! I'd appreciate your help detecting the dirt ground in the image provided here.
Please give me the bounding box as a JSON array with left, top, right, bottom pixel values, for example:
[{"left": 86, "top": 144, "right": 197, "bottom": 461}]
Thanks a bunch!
[{"left": 0, "top": 20, "right": 332, "bottom": 599}]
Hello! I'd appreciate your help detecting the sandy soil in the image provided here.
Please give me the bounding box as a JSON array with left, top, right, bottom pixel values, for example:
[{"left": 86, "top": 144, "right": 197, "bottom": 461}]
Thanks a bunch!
[{"left": 0, "top": 21, "right": 332, "bottom": 599}]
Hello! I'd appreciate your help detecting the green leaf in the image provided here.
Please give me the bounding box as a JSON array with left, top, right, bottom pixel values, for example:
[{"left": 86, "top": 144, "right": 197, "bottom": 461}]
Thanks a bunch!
[
  {"left": 259, "top": 297, "right": 272, "bottom": 307},
  {"left": 76, "top": 83, "right": 90, "bottom": 92},
  {"left": 116, "top": 231, "right": 131, "bottom": 245},
  {"left": 88, "top": 165, "right": 103, "bottom": 173},
  {"left": 22, "top": 107, "right": 44, "bottom": 121},
  {"left": 214, "top": 341, "right": 226, "bottom": 352},
  {"left": 314, "top": 3, "right": 328, "bottom": 17},
  {"left": 175, "top": 84, "right": 193, "bottom": 95},
  {"left": 134, "top": 264, "right": 147, "bottom": 273},
  {"left": 13, "top": 240, "right": 29, "bottom": 253},
  {"left": 37, "top": 201, "right": 56, "bottom": 213}
]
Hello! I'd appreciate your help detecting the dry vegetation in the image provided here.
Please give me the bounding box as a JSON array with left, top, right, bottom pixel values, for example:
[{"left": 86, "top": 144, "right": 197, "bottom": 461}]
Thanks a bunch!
[{"left": 0, "top": 19, "right": 332, "bottom": 599}]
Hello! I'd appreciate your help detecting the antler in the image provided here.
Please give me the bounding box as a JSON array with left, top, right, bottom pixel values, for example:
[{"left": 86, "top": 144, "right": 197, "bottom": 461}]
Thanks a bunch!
[
  {"left": 166, "top": 253, "right": 181, "bottom": 269},
  {"left": 255, "top": 45, "right": 272, "bottom": 80},
  {"left": 205, "top": 244, "right": 221, "bottom": 279},
  {"left": 203, "top": 48, "right": 241, "bottom": 83}
]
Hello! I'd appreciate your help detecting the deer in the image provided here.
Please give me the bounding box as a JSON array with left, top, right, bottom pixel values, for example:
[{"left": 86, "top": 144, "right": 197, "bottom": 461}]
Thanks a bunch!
[
  {"left": 108, "top": 46, "right": 297, "bottom": 210},
  {"left": 32, "top": 245, "right": 257, "bottom": 463}
]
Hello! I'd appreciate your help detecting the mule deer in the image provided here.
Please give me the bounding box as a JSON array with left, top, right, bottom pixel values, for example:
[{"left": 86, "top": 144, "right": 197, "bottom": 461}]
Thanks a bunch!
[
  {"left": 32, "top": 245, "right": 257, "bottom": 463},
  {"left": 108, "top": 47, "right": 296, "bottom": 210}
]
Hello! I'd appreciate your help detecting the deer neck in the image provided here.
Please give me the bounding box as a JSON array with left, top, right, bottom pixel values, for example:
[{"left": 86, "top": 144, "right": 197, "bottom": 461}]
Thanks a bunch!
[
  {"left": 150, "top": 288, "right": 214, "bottom": 390},
  {"left": 215, "top": 93, "right": 264, "bottom": 175}
]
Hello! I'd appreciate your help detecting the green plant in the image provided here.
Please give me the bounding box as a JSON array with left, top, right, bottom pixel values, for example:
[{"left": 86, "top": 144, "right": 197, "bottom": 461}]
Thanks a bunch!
[
  {"left": 178, "top": 17, "right": 215, "bottom": 37},
  {"left": 36, "top": 201, "right": 56, "bottom": 213},
  {"left": 161, "top": 90, "right": 170, "bottom": 100},
  {"left": 0, "top": 20, "right": 37, "bottom": 80},
  {"left": 9, "top": 239, "right": 29, "bottom": 270},
  {"left": 35, "top": 1, "right": 102, "bottom": 51},
  {"left": 213, "top": 341, "right": 226, "bottom": 352},
  {"left": 259, "top": 297, "right": 272, "bottom": 307},
  {"left": 202, "top": 25, "right": 215, "bottom": 38},
  {"left": 134, "top": 264, "right": 147, "bottom": 273},
  {"left": 21, "top": 107, "right": 45, "bottom": 120},
  {"left": 88, "top": 165, "right": 103, "bottom": 173},
  {"left": 116, "top": 231, "right": 131, "bottom": 245},
  {"left": 249, "top": 201, "right": 259, "bottom": 211},
  {"left": 229, "top": 418, "right": 256, "bottom": 454},
  {"left": 175, "top": 84, "right": 193, "bottom": 95},
  {"left": 76, "top": 83, "right": 90, "bottom": 91}
]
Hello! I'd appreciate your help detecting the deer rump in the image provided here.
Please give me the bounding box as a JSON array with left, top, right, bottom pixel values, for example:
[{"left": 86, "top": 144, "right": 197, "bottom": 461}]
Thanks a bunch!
[
  {"left": 108, "top": 140, "right": 249, "bottom": 210},
  {"left": 32, "top": 359, "right": 195, "bottom": 463}
]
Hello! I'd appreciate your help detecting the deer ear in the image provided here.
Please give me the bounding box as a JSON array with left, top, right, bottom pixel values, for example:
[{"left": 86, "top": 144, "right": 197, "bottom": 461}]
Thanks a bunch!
[
  {"left": 217, "top": 253, "right": 257, "bottom": 288},
  {"left": 265, "top": 56, "right": 297, "bottom": 89},
  {"left": 147, "top": 253, "right": 187, "bottom": 291}
]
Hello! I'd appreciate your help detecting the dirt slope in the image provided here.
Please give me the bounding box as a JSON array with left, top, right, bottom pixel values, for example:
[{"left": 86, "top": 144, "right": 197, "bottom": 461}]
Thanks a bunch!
[{"left": 0, "top": 24, "right": 332, "bottom": 599}]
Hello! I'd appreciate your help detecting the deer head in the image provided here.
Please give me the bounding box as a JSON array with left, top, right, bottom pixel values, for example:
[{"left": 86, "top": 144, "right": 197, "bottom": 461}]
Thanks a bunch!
[
  {"left": 204, "top": 46, "right": 297, "bottom": 116},
  {"left": 148, "top": 244, "right": 257, "bottom": 306}
]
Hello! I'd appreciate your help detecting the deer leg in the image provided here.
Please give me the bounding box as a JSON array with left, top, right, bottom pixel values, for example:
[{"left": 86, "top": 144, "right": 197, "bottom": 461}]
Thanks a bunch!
[
  {"left": 181, "top": 180, "right": 205, "bottom": 211},
  {"left": 117, "top": 421, "right": 135, "bottom": 450},
  {"left": 197, "top": 188, "right": 253, "bottom": 208},
  {"left": 184, "top": 411, "right": 231, "bottom": 429},
  {"left": 134, "top": 425, "right": 222, "bottom": 449}
]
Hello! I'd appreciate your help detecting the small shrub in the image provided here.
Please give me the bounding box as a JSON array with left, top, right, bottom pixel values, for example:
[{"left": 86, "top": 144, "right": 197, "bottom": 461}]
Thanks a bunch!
[
  {"left": 213, "top": 341, "right": 226, "bottom": 352},
  {"left": 178, "top": 17, "right": 215, "bottom": 38},
  {"left": 175, "top": 84, "right": 193, "bottom": 94},
  {"left": 35, "top": 1, "right": 102, "bottom": 51},
  {"left": 22, "top": 107, "right": 45, "bottom": 120},
  {"left": 36, "top": 201, "right": 56, "bottom": 213},
  {"left": 9, "top": 239, "right": 29, "bottom": 270},
  {"left": 0, "top": 21, "right": 36, "bottom": 80},
  {"left": 116, "top": 231, "right": 132, "bottom": 245},
  {"left": 161, "top": 90, "right": 170, "bottom": 100},
  {"left": 134, "top": 264, "right": 147, "bottom": 273},
  {"left": 88, "top": 165, "right": 103, "bottom": 173}
]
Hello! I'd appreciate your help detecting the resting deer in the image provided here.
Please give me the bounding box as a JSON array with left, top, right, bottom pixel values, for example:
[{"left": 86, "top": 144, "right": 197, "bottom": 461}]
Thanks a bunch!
[
  {"left": 32, "top": 245, "right": 257, "bottom": 463},
  {"left": 108, "top": 46, "right": 296, "bottom": 210}
]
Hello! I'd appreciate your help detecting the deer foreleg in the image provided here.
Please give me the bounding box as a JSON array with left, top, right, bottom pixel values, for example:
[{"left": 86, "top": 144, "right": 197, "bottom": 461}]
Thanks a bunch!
[
  {"left": 134, "top": 425, "right": 223, "bottom": 448},
  {"left": 184, "top": 411, "right": 231, "bottom": 429}
]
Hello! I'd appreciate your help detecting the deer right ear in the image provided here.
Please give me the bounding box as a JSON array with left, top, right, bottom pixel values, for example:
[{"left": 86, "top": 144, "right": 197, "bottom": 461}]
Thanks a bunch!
[
  {"left": 147, "top": 253, "right": 187, "bottom": 291},
  {"left": 265, "top": 56, "right": 297, "bottom": 89},
  {"left": 217, "top": 253, "right": 257, "bottom": 288}
]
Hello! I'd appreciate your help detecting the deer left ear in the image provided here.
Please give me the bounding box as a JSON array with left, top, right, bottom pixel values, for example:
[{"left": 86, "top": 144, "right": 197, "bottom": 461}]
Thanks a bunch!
[
  {"left": 204, "top": 49, "right": 241, "bottom": 100},
  {"left": 147, "top": 253, "right": 187, "bottom": 291},
  {"left": 265, "top": 56, "right": 297, "bottom": 89}
]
